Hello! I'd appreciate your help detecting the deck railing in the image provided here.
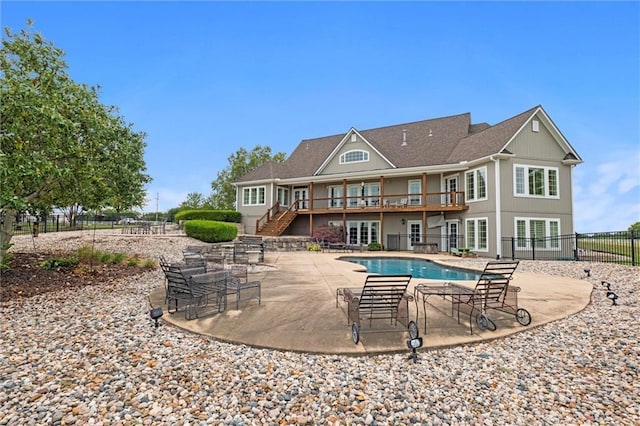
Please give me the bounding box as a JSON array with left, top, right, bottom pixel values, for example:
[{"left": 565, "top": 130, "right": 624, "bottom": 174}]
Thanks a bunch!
[{"left": 291, "top": 190, "right": 466, "bottom": 212}]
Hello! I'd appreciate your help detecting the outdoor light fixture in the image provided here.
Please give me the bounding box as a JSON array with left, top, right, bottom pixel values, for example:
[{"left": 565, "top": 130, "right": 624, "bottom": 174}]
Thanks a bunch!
[
  {"left": 148, "top": 296, "right": 163, "bottom": 328},
  {"left": 406, "top": 320, "right": 421, "bottom": 363},
  {"left": 407, "top": 337, "right": 423, "bottom": 363},
  {"left": 150, "top": 306, "right": 163, "bottom": 328},
  {"left": 601, "top": 280, "right": 611, "bottom": 291},
  {"left": 583, "top": 267, "right": 591, "bottom": 277},
  {"left": 401, "top": 219, "right": 406, "bottom": 225},
  {"left": 606, "top": 291, "right": 619, "bottom": 306}
]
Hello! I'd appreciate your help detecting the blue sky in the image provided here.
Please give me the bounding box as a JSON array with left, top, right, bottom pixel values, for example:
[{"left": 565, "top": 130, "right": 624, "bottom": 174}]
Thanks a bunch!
[{"left": 2, "top": 1, "right": 639, "bottom": 232}]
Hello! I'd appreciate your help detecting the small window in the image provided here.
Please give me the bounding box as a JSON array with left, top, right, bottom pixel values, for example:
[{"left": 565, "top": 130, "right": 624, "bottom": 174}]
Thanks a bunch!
[
  {"left": 532, "top": 120, "right": 539, "bottom": 132},
  {"left": 340, "top": 149, "right": 369, "bottom": 164},
  {"left": 350, "top": 134, "right": 357, "bottom": 142}
]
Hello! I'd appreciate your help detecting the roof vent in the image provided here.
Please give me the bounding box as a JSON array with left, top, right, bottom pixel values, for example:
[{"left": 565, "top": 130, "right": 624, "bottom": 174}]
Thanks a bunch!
[{"left": 401, "top": 129, "right": 407, "bottom": 146}]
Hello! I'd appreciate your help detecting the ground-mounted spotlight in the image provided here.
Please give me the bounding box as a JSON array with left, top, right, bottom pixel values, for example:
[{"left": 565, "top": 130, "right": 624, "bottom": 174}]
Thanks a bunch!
[
  {"left": 606, "top": 291, "right": 619, "bottom": 306},
  {"left": 150, "top": 307, "right": 163, "bottom": 328},
  {"left": 148, "top": 296, "right": 163, "bottom": 328},
  {"left": 407, "top": 337, "right": 423, "bottom": 363},
  {"left": 583, "top": 267, "right": 591, "bottom": 278},
  {"left": 406, "top": 321, "right": 422, "bottom": 363},
  {"left": 601, "top": 280, "right": 611, "bottom": 291}
]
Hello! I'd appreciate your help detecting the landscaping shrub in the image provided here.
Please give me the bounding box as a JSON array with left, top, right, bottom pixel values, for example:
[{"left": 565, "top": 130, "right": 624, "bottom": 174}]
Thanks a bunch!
[
  {"left": 367, "top": 242, "right": 382, "bottom": 251},
  {"left": 175, "top": 209, "right": 241, "bottom": 223},
  {"left": 183, "top": 220, "right": 238, "bottom": 243},
  {"left": 312, "top": 225, "right": 345, "bottom": 243}
]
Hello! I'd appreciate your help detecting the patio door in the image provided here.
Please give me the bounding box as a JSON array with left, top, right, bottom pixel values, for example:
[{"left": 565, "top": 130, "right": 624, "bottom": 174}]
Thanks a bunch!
[
  {"left": 446, "top": 221, "right": 459, "bottom": 251},
  {"left": 407, "top": 220, "right": 422, "bottom": 250},
  {"left": 445, "top": 176, "right": 458, "bottom": 205},
  {"left": 293, "top": 186, "right": 308, "bottom": 210},
  {"left": 277, "top": 187, "right": 290, "bottom": 207}
]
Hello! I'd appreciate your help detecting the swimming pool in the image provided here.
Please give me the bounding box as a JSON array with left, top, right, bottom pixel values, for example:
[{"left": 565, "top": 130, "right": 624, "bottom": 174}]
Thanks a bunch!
[{"left": 341, "top": 256, "right": 480, "bottom": 280}]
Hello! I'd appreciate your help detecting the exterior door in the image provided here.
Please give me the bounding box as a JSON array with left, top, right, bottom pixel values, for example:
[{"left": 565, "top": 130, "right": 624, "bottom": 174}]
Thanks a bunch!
[
  {"left": 277, "top": 187, "right": 290, "bottom": 207},
  {"left": 447, "top": 221, "right": 459, "bottom": 251},
  {"left": 293, "top": 187, "right": 308, "bottom": 210},
  {"left": 445, "top": 176, "right": 458, "bottom": 205},
  {"left": 407, "top": 220, "right": 422, "bottom": 250}
]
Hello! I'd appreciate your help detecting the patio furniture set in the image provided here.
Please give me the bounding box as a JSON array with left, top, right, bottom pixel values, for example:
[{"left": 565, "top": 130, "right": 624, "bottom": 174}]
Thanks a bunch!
[
  {"left": 159, "top": 246, "right": 262, "bottom": 320},
  {"left": 336, "top": 260, "right": 532, "bottom": 344}
]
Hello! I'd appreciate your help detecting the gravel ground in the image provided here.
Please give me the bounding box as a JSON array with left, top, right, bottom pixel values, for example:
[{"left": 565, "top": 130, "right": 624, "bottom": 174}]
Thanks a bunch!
[{"left": 1, "top": 230, "right": 638, "bottom": 425}]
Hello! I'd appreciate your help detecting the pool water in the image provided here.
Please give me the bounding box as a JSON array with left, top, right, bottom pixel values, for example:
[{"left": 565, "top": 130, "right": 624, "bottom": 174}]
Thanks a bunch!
[{"left": 341, "top": 257, "right": 480, "bottom": 280}]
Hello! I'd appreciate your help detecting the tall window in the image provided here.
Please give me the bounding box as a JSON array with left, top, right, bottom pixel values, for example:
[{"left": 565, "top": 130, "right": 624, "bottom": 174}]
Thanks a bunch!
[
  {"left": 515, "top": 218, "right": 560, "bottom": 249},
  {"left": 465, "top": 167, "right": 487, "bottom": 202},
  {"left": 408, "top": 180, "right": 421, "bottom": 206},
  {"left": 514, "top": 165, "right": 559, "bottom": 198},
  {"left": 328, "top": 186, "right": 344, "bottom": 208},
  {"left": 340, "top": 150, "right": 369, "bottom": 164},
  {"left": 242, "top": 186, "right": 266, "bottom": 206},
  {"left": 465, "top": 218, "right": 488, "bottom": 251}
]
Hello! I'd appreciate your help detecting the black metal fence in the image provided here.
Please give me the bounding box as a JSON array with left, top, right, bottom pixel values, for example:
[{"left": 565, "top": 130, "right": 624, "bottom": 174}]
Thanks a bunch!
[
  {"left": 501, "top": 231, "right": 638, "bottom": 266},
  {"left": 8, "top": 215, "right": 119, "bottom": 236},
  {"left": 386, "top": 231, "right": 637, "bottom": 266}
]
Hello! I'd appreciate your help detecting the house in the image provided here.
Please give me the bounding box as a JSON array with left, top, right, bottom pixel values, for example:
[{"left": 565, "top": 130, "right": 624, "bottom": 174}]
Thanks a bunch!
[{"left": 234, "top": 105, "right": 583, "bottom": 258}]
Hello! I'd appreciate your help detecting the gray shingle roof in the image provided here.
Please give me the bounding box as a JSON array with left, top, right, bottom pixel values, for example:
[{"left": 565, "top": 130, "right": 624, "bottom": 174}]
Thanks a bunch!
[{"left": 238, "top": 105, "right": 555, "bottom": 182}]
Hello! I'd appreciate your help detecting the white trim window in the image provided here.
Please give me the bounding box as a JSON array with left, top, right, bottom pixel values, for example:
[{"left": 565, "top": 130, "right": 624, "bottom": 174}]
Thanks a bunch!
[
  {"left": 465, "top": 218, "right": 488, "bottom": 251},
  {"left": 242, "top": 186, "right": 266, "bottom": 206},
  {"left": 339, "top": 149, "right": 369, "bottom": 164},
  {"left": 346, "top": 220, "right": 380, "bottom": 245},
  {"left": 408, "top": 179, "right": 421, "bottom": 206},
  {"left": 328, "top": 185, "right": 344, "bottom": 208},
  {"left": 514, "top": 164, "right": 559, "bottom": 198},
  {"left": 465, "top": 167, "right": 487, "bottom": 202},
  {"left": 515, "top": 217, "right": 560, "bottom": 249}
]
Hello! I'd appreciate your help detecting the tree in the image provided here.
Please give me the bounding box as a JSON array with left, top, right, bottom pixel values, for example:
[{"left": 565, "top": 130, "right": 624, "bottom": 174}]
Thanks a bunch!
[
  {"left": 180, "top": 192, "right": 205, "bottom": 209},
  {"left": 0, "top": 23, "right": 151, "bottom": 259},
  {"left": 629, "top": 221, "right": 640, "bottom": 233},
  {"left": 210, "top": 145, "right": 286, "bottom": 209}
]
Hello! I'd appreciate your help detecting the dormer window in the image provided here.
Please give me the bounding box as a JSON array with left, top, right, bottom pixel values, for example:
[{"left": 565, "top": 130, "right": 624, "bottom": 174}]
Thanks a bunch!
[{"left": 340, "top": 149, "right": 369, "bottom": 164}]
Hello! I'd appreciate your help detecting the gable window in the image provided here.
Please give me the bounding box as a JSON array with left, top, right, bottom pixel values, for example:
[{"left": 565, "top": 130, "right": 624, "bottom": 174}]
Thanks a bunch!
[
  {"left": 465, "top": 167, "right": 487, "bottom": 202},
  {"left": 532, "top": 120, "right": 539, "bottom": 132},
  {"left": 340, "top": 150, "right": 369, "bottom": 164},
  {"left": 515, "top": 217, "right": 560, "bottom": 249},
  {"left": 514, "top": 164, "right": 559, "bottom": 198},
  {"left": 465, "top": 218, "right": 488, "bottom": 251},
  {"left": 242, "top": 186, "right": 266, "bottom": 206}
]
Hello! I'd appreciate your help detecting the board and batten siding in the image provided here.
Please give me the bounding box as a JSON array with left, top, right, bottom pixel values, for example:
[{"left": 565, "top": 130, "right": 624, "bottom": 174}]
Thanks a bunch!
[{"left": 497, "top": 117, "right": 575, "bottom": 236}]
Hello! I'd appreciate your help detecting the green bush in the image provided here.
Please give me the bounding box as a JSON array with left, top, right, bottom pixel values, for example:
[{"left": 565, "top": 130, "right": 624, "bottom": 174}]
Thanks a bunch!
[
  {"left": 175, "top": 209, "right": 241, "bottom": 223},
  {"left": 367, "top": 242, "right": 382, "bottom": 251},
  {"left": 184, "top": 220, "right": 238, "bottom": 243}
]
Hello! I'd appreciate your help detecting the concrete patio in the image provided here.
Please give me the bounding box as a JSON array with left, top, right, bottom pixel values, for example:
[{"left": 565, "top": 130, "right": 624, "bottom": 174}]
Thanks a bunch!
[{"left": 150, "top": 252, "right": 593, "bottom": 355}]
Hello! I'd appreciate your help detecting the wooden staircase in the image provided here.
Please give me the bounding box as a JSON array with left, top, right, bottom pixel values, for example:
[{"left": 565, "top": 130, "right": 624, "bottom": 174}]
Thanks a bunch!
[{"left": 256, "top": 209, "right": 297, "bottom": 236}]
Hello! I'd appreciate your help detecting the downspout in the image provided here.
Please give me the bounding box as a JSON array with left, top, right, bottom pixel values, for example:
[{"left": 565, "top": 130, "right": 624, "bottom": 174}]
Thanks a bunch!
[{"left": 491, "top": 156, "right": 502, "bottom": 259}]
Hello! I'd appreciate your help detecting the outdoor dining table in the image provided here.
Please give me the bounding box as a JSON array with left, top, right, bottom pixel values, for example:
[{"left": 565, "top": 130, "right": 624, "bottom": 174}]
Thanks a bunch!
[{"left": 413, "top": 282, "right": 475, "bottom": 334}]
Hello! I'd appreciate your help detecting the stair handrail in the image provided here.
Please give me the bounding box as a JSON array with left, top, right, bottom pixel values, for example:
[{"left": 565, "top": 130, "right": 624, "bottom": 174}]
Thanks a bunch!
[{"left": 256, "top": 201, "right": 281, "bottom": 233}]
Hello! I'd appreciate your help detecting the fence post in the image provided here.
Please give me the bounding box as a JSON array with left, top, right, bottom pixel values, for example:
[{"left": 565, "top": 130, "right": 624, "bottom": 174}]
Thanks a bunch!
[
  {"left": 511, "top": 237, "right": 516, "bottom": 260},
  {"left": 531, "top": 237, "right": 536, "bottom": 261},
  {"left": 574, "top": 232, "right": 580, "bottom": 261},
  {"left": 632, "top": 230, "right": 636, "bottom": 267}
]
